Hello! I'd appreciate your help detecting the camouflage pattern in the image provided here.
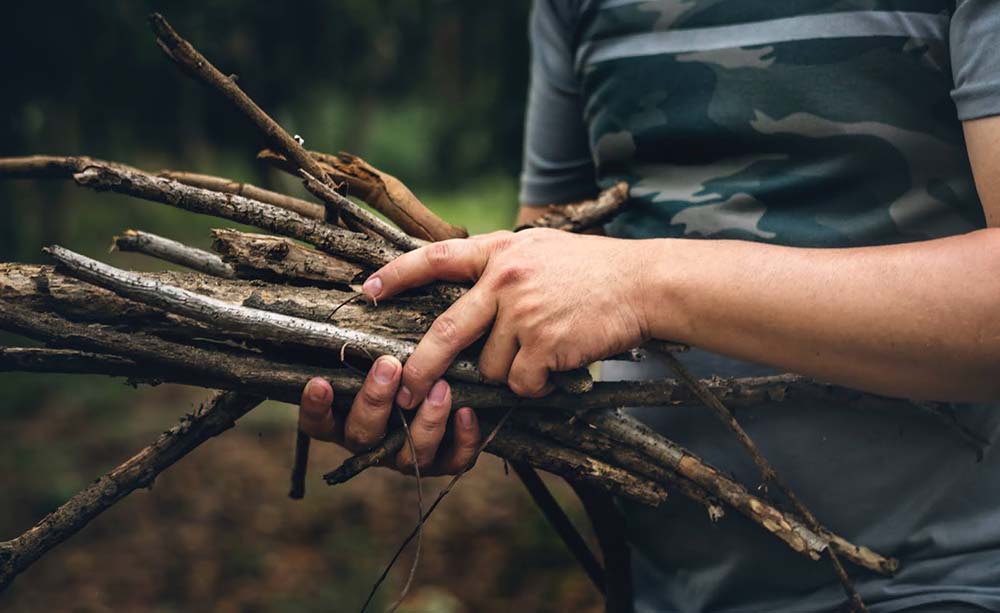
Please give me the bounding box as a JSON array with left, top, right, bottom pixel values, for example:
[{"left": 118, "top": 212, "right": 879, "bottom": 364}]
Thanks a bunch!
[{"left": 570, "top": 1, "right": 987, "bottom": 247}]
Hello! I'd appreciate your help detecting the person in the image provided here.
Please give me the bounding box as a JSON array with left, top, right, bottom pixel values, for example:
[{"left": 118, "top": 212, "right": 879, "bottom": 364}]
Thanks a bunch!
[{"left": 298, "top": 2, "right": 1000, "bottom": 611}]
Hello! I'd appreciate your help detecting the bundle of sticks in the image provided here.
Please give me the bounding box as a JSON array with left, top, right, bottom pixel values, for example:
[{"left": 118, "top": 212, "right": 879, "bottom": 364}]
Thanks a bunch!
[{"left": 5, "top": 13, "right": 976, "bottom": 612}]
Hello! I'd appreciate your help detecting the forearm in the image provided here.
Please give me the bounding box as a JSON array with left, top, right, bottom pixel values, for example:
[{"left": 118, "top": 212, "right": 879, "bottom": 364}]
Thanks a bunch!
[{"left": 644, "top": 229, "right": 1000, "bottom": 402}]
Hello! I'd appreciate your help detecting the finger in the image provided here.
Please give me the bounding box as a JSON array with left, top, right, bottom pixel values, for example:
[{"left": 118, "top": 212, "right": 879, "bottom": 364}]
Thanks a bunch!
[
  {"left": 362, "top": 239, "right": 488, "bottom": 301},
  {"left": 507, "top": 348, "right": 553, "bottom": 398},
  {"left": 396, "top": 379, "right": 451, "bottom": 474},
  {"left": 299, "top": 377, "right": 341, "bottom": 442},
  {"left": 343, "top": 356, "right": 401, "bottom": 451},
  {"left": 478, "top": 312, "right": 518, "bottom": 383},
  {"left": 397, "top": 286, "right": 497, "bottom": 408},
  {"left": 433, "top": 407, "right": 481, "bottom": 475}
]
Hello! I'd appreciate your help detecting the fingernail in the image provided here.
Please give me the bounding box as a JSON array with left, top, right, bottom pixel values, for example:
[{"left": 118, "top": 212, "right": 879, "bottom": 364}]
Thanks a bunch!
[
  {"left": 307, "top": 378, "right": 329, "bottom": 403},
  {"left": 373, "top": 357, "right": 398, "bottom": 384},
  {"left": 429, "top": 380, "right": 448, "bottom": 404},
  {"left": 457, "top": 408, "right": 474, "bottom": 429},
  {"left": 397, "top": 385, "right": 412, "bottom": 408},
  {"left": 362, "top": 275, "right": 382, "bottom": 298}
]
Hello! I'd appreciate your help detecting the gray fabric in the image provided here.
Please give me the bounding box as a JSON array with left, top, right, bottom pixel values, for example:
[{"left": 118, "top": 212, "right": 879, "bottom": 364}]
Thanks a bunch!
[
  {"left": 519, "top": 1, "right": 1000, "bottom": 611},
  {"left": 605, "top": 352, "right": 1000, "bottom": 613},
  {"left": 950, "top": 0, "right": 1000, "bottom": 120},
  {"left": 577, "top": 11, "right": 950, "bottom": 67}
]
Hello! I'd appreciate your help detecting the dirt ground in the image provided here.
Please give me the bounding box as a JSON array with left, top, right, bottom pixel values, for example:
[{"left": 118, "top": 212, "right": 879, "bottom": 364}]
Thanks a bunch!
[{"left": 0, "top": 377, "right": 603, "bottom": 612}]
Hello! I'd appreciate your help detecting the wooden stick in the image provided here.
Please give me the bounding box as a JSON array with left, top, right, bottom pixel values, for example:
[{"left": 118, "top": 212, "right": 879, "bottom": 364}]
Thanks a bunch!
[
  {"left": 0, "top": 391, "right": 264, "bottom": 592},
  {"left": 157, "top": 170, "right": 325, "bottom": 220},
  {"left": 299, "top": 169, "right": 427, "bottom": 251},
  {"left": 148, "top": 13, "right": 411, "bottom": 249},
  {"left": 258, "top": 149, "right": 468, "bottom": 241},
  {"left": 660, "top": 352, "right": 868, "bottom": 611},
  {"left": 46, "top": 245, "right": 485, "bottom": 383},
  {"left": 71, "top": 162, "right": 402, "bottom": 268},
  {"left": 510, "top": 462, "right": 606, "bottom": 594},
  {"left": 210, "top": 228, "right": 364, "bottom": 286},
  {"left": 113, "top": 229, "right": 235, "bottom": 278},
  {"left": 516, "top": 182, "right": 631, "bottom": 233}
]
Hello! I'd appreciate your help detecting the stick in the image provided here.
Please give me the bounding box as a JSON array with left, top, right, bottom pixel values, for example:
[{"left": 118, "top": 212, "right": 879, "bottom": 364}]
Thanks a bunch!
[
  {"left": 515, "top": 182, "right": 630, "bottom": 233},
  {"left": 288, "top": 430, "right": 312, "bottom": 499},
  {"left": 157, "top": 170, "right": 325, "bottom": 220},
  {"left": 112, "top": 229, "right": 235, "bottom": 278},
  {"left": 258, "top": 149, "right": 468, "bottom": 241},
  {"left": 71, "top": 162, "right": 402, "bottom": 268},
  {"left": 510, "top": 462, "right": 606, "bottom": 594},
  {"left": 45, "top": 245, "right": 486, "bottom": 383},
  {"left": 211, "top": 228, "right": 364, "bottom": 286},
  {"left": 660, "top": 352, "right": 868, "bottom": 611},
  {"left": 0, "top": 391, "right": 264, "bottom": 592},
  {"left": 570, "top": 482, "right": 633, "bottom": 613},
  {"left": 299, "top": 169, "right": 427, "bottom": 252},
  {"left": 148, "top": 13, "right": 411, "bottom": 249}
]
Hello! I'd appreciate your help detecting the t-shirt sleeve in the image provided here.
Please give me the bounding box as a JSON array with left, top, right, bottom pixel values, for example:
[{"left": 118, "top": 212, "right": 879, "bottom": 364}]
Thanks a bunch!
[
  {"left": 950, "top": 0, "right": 1000, "bottom": 120},
  {"left": 519, "top": 0, "right": 598, "bottom": 206}
]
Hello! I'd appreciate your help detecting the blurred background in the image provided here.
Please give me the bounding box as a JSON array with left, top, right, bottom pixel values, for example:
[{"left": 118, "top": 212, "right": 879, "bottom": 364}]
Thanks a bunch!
[{"left": 0, "top": 2, "right": 602, "bottom": 611}]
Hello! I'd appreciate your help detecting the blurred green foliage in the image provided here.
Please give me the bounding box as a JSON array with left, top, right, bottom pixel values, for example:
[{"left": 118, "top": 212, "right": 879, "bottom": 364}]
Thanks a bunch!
[{"left": 0, "top": 0, "right": 530, "bottom": 261}]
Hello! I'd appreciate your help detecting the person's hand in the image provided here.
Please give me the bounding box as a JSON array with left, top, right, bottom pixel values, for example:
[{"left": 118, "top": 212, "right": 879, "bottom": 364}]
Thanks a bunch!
[
  {"left": 297, "top": 356, "right": 481, "bottom": 475},
  {"left": 361, "top": 228, "right": 652, "bottom": 408}
]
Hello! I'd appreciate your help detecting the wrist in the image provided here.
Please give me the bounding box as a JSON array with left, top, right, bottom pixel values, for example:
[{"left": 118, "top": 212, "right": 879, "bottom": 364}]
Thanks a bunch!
[{"left": 635, "top": 238, "right": 696, "bottom": 344}]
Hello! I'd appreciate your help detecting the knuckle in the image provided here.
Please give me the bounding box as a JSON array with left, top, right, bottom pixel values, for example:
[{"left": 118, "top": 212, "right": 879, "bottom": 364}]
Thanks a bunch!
[
  {"left": 509, "top": 375, "right": 547, "bottom": 398},
  {"left": 360, "top": 383, "right": 391, "bottom": 407},
  {"left": 492, "top": 263, "right": 530, "bottom": 288},
  {"left": 425, "top": 241, "right": 452, "bottom": 266},
  {"left": 402, "top": 360, "right": 427, "bottom": 384},
  {"left": 430, "top": 314, "right": 461, "bottom": 347}
]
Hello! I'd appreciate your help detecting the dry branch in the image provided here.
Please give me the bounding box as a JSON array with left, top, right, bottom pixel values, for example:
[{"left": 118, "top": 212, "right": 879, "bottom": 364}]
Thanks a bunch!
[
  {"left": 0, "top": 391, "right": 263, "bottom": 591},
  {"left": 211, "top": 228, "right": 363, "bottom": 286},
  {"left": 516, "top": 182, "right": 631, "bottom": 233},
  {"left": 148, "top": 13, "right": 417, "bottom": 252},
  {"left": 71, "top": 162, "right": 402, "bottom": 268},
  {"left": 158, "top": 170, "right": 325, "bottom": 219},
  {"left": 259, "top": 149, "right": 468, "bottom": 241},
  {"left": 113, "top": 229, "right": 235, "bottom": 278}
]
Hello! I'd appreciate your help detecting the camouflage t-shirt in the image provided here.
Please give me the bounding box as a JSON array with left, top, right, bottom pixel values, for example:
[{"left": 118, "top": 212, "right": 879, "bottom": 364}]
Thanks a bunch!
[{"left": 519, "top": 2, "right": 1000, "bottom": 612}]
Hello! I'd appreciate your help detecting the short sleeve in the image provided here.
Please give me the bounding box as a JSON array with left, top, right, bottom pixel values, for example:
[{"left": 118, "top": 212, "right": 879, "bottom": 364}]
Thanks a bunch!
[
  {"left": 519, "top": 0, "right": 598, "bottom": 205},
  {"left": 950, "top": 0, "right": 1000, "bottom": 120}
]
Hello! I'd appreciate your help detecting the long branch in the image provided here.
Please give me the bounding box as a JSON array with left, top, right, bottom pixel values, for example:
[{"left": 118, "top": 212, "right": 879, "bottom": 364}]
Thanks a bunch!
[
  {"left": 0, "top": 391, "right": 264, "bottom": 591},
  {"left": 157, "top": 170, "right": 325, "bottom": 220},
  {"left": 46, "top": 245, "right": 486, "bottom": 383},
  {"left": 148, "top": 13, "right": 415, "bottom": 251},
  {"left": 516, "top": 182, "right": 631, "bottom": 233}
]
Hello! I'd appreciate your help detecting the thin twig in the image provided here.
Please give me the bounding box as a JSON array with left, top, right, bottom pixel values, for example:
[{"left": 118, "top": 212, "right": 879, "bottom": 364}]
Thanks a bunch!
[
  {"left": 112, "top": 229, "right": 235, "bottom": 278},
  {"left": 660, "top": 352, "right": 869, "bottom": 611},
  {"left": 511, "top": 462, "right": 605, "bottom": 594},
  {"left": 360, "top": 408, "right": 515, "bottom": 612}
]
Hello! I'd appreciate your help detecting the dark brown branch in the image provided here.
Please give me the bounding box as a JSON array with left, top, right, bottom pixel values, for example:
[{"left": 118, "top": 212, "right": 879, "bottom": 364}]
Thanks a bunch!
[
  {"left": 516, "top": 183, "right": 631, "bottom": 233},
  {"left": 0, "top": 391, "right": 264, "bottom": 592},
  {"left": 259, "top": 149, "right": 468, "bottom": 241},
  {"left": 299, "top": 169, "right": 427, "bottom": 252},
  {"left": 570, "top": 482, "right": 633, "bottom": 613},
  {"left": 157, "top": 170, "right": 325, "bottom": 220},
  {"left": 211, "top": 228, "right": 364, "bottom": 286},
  {"left": 113, "top": 229, "right": 235, "bottom": 278},
  {"left": 510, "top": 462, "right": 606, "bottom": 594},
  {"left": 288, "top": 430, "right": 311, "bottom": 500}
]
